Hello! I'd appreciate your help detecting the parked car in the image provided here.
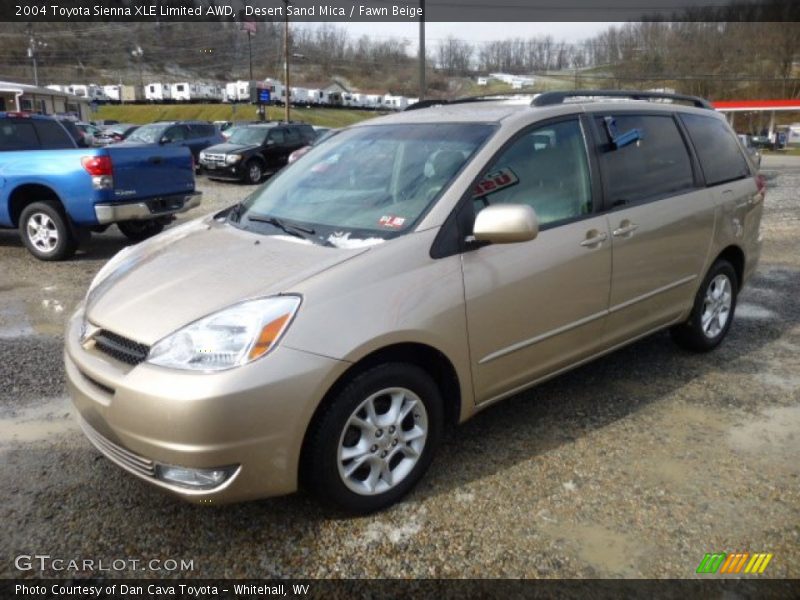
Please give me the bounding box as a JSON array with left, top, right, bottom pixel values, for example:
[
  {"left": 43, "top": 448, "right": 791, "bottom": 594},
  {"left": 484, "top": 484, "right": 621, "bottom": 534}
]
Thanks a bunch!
[
  {"left": 91, "top": 119, "right": 120, "bottom": 127},
  {"left": 287, "top": 128, "right": 340, "bottom": 164},
  {"left": 121, "top": 120, "right": 224, "bottom": 161},
  {"left": 0, "top": 112, "right": 201, "bottom": 260},
  {"left": 220, "top": 120, "right": 265, "bottom": 140},
  {"left": 75, "top": 122, "right": 103, "bottom": 147},
  {"left": 199, "top": 122, "right": 316, "bottom": 183},
  {"left": 65, "top": 91, "right": 763, "bottom": 513},
  {"left": 737, "top": 134, "right": 762, "bottom": 168},
  {"left": 94, "top": 123, "right": 139, "bottom": 146}
]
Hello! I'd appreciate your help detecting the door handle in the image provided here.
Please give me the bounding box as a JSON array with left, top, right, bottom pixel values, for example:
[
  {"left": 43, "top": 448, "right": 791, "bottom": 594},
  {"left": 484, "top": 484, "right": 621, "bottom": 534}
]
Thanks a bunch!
[
  {"left": 580, "top": 230, "right": 608, "bottom": 247},
  {"left": 612, "top": 221, "right": 639, "bottom": 237}
]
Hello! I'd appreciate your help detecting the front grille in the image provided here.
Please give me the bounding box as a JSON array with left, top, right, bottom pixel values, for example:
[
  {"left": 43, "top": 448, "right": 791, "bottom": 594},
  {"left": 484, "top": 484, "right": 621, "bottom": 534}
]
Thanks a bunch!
[
  {"left": 93, "top": 330, "right": 150, "bottom": 366},
  {"left": 204, "top": 153, "right": 225, "bottom": 162},
  {"left": 79, "top": 417, "right": 156, "bottom": 479}
]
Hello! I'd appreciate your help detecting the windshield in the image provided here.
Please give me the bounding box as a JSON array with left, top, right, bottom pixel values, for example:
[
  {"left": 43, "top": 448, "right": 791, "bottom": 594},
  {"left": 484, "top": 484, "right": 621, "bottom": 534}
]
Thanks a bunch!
[
  {"left": 126, "top": 124, "right": 167, "bottom": 143},
  {"left": 228, "top": 127, "right": 269, "bottom": 146},
  {"left": 230, "top": 123, "right": 495, "bottom": 245}
]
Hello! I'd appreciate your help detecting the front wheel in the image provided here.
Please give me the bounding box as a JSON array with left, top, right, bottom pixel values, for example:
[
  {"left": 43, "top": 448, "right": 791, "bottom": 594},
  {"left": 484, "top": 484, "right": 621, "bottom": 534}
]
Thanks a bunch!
[
  {"left": 670, "top": 259, "right": 738, "bottom": 352},
  {"left": 303, "top": 363, "right": 443, "bottom": 513},
  {"left": 117, "top": 220, "right": 165, "bottom": 242},
  {"left": 244, "top": 159, "right": 263, "bottom": 185}
]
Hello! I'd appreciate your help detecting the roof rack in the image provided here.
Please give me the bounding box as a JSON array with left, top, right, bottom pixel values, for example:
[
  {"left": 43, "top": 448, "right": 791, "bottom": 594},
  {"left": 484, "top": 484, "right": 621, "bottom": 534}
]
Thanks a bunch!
[{"left": 531, "top": 90, "right": 712, "bottom": 109}]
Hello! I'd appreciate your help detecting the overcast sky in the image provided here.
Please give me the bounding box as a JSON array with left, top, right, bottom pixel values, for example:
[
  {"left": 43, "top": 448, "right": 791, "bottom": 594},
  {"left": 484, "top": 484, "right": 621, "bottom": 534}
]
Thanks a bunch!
[{"left": 338, "top": 22, "right": 616, "bottom": 47}]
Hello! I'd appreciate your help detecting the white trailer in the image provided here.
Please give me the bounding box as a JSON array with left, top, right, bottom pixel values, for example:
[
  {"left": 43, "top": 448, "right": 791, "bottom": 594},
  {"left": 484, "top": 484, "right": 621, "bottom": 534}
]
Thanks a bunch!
[
  {"left": 145, "top": 83, "right": 172, "bottom": 101},
  {"left": 103, "top": 85, "right": 121, "bottom": 102},
  {"left": 383, "top": 95, "right": 409, "bottom": 110},
  {"left": 224, "top": 80, "right": 252, "bottom": 102},
  {"left": 291, "top": 87, "right": 310, "bottom": 105},
  {"left": 171, "top": 82, "right": 197, "bottom": 102},
  {"left": 69, "top": 84, "right": 89, "bottom": 98}
]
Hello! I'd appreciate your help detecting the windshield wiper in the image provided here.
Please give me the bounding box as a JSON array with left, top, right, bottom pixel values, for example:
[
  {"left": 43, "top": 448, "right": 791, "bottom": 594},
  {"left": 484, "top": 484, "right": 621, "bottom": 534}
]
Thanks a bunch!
[{"left": 246, "top": 213, "right": 316, "bottom": 239}]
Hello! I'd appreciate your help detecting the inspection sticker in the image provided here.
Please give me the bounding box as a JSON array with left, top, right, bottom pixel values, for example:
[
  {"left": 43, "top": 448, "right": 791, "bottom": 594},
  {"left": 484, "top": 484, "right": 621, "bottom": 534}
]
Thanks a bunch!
[{"left": 379, "top": 215, "right": 406, "bottom": 228}]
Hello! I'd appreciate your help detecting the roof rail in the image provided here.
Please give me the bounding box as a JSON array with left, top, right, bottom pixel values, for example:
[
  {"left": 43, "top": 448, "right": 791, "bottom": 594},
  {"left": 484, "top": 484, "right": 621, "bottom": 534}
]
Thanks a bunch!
[
  {"left": 531, "top": 90, "right": 712, "bottom": 109},
  {"left": 404, "top": 91, "right": 536, "bottom": 111}
]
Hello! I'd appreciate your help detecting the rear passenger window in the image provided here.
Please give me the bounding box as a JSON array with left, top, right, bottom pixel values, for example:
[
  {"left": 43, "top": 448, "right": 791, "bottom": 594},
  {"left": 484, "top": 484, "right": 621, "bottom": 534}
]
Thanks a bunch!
[
  {"left": 681, "top": 114, "right": 750, "bottom": 186},
  {"left": 285, "top": 129, "right": 301, "bottom": 143},
  {"left": 473, "top": 119, "right": 592, "bottom": 227},
  {"left": 595, "top": 114, "right": 694, "bottom": 205},
  {"left": 0, "top": 121, "right": 39, "bottom": 150},
  {"left": 34, "top": 120, "right": 74, "bottom": 149}
]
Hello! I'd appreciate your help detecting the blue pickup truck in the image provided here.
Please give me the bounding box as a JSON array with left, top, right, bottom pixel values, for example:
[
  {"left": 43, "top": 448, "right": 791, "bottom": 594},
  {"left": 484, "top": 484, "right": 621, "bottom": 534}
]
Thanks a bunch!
[{"left": 0, "top": 112, "right": 201, "bottom": 260}]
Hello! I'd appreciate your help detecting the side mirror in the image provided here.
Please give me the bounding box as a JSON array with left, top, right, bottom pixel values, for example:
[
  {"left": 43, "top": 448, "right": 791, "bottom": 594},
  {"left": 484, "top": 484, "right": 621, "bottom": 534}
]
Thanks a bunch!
[
  {"left": 472, "top": 204, "right": 539, "bottom": 244},
  {"left": 159, "top": 136, "right": 171, "bottom": 144},
  {"left": 265, "top": 139, "right": 275, "bottom": 146}
]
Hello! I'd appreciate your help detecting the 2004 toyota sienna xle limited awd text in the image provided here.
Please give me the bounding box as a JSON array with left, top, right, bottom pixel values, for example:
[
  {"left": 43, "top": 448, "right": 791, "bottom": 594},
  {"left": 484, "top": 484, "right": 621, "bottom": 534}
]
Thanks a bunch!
[{"left": 65, "top": 90, "right": 764, "bottom": 513}]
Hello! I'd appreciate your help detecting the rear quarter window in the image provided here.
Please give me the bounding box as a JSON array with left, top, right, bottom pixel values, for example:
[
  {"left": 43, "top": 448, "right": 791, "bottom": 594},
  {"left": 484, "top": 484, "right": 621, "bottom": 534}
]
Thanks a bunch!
[
  {"left": 0, "top": 120, "right": 39, "bottom": 150},
  {"left": 680, "top": 113, "right": 751, "bottom": 186},
  {"left": 594, "top": 114, "right": 695, "bottom": 205}
]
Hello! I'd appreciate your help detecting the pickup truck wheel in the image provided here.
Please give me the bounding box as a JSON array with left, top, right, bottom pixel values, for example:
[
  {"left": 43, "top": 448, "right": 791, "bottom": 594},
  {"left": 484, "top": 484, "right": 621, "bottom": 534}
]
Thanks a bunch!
[
  {"left": 244, "top": 160, "right": 263, "bottom": 185},
  {"left": 19, "top": 201, "right": 77, "bottom": 261},
  {"left": 117, "top": 220, "right": 165, "bottom": 242}
]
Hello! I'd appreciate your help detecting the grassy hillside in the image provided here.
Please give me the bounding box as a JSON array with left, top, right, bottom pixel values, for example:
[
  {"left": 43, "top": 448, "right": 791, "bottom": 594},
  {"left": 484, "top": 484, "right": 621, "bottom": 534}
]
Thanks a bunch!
[{"left": 94, "top": 104, "right": 381, "bottom": 128}]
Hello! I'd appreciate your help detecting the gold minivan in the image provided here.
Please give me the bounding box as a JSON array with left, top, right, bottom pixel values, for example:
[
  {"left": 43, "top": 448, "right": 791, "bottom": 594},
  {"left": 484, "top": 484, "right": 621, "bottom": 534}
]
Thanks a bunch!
[{"left": 65, "top": 91, "right": 764, "bottom": 512}]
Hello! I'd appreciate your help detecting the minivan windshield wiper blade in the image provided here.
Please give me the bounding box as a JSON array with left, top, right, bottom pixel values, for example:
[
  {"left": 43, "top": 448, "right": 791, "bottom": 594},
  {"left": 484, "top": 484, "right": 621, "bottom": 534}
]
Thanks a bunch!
[{"left": 246, "top": 213, "right": 316, "bottom": 238}]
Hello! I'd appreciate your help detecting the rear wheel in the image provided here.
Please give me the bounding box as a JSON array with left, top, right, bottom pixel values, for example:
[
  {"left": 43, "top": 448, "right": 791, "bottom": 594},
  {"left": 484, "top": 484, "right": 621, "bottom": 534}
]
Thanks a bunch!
[
  {"left": 19, "top": 201, "right": 77, "bottom": 261},
  {"left": 303, "top": 363, "right": 443, "bottom": 513},
  {"left": 117, "top": 220, "right": 165, "bottom": 242},
  {"left": 670, "top": 259, "right": 738, "bottom": 352}
]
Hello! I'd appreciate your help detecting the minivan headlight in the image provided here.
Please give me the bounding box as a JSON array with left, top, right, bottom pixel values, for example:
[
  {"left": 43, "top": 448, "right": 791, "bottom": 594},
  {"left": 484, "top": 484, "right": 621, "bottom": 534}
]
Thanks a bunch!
[{"left": 147, "top": 296, "right": 301, "bottom": 371}]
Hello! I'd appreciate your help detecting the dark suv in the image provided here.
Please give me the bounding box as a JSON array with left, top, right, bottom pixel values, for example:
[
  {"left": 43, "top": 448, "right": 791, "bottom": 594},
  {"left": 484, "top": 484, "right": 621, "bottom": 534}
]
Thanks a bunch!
[
  {"left": 198, "top": 122, "right": 316, "bottom": 183},
  {"left": 121, "top": 120, "right": 224, "bottom": 161}
]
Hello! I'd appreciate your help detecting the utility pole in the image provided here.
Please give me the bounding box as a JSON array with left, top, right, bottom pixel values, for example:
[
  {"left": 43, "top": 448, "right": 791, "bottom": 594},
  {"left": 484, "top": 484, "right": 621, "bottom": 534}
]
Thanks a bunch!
[
  {"left": 418, "top": 0, "right": 426, "bottom": 100},
  {"left": 283, "top": 0, "right": 291, "bottom": 122},
  {"left": 247, "top": 31, "right": 253, "bottom": 81},
  {"left": 27, "top": 25, "right": 47, "bottom": 87}
]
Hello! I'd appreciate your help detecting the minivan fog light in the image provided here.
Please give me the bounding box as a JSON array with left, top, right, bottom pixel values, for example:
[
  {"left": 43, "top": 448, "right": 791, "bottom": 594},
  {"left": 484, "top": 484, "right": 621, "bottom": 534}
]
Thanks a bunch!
[{"left": 155, "top": 464, "right": 237, "bottom": 489}]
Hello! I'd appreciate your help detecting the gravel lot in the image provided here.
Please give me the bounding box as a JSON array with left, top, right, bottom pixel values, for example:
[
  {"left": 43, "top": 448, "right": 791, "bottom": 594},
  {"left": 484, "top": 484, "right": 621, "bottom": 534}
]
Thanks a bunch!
[{"left": 1, "top": 157, "right": 798, "bottom": 579}]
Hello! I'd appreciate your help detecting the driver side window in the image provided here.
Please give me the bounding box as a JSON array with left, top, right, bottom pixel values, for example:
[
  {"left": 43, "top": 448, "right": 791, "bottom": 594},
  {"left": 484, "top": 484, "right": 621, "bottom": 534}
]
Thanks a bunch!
[{"left": 473, "top": 119, "right": 592, "bottom": 227}]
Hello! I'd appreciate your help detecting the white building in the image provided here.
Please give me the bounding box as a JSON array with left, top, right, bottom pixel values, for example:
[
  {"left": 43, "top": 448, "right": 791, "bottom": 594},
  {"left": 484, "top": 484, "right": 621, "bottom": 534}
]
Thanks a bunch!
[{"left": 0, "top": 80, "right": 91, "bottom": 120}]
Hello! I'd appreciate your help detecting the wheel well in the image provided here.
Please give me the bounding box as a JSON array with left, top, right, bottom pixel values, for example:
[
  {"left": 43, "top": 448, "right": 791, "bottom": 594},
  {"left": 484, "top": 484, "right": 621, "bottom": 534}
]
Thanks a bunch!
[
  {"left": 715, "top": 245, "right": 745, "bottom": 287},
  {"left": 8, "top": 184, "right": 62, "bottom": 227},
  {"left": 298, "top": 343, "right": 462, "bottom": 479}
]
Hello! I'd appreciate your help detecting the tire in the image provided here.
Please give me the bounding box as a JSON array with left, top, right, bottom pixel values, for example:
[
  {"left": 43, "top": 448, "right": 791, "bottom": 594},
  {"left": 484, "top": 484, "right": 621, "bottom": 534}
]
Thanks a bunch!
[
  {"left": 303, "top": 362, "right": 443, "bottom": 513},
  {"left": 670, "top": 259, "right": 738, "bottom": 352},
  {"left": 244, "top": 159, "right": 263, "bottom": 185},
  {"left": 117, "top": 220, "right": 165, "bottom": 242},
  {"left": 19, "top": 201, "right": 77, "bottom": 261}
]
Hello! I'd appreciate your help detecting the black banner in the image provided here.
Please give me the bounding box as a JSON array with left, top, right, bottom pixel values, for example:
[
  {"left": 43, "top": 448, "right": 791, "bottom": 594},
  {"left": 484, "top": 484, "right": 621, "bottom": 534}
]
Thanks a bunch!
[
  {"left": 2, "top": 579, "right": 800, "bottom": 600},
  {"left": 2, "top": 0, "right": 799, "bottom": 23}
]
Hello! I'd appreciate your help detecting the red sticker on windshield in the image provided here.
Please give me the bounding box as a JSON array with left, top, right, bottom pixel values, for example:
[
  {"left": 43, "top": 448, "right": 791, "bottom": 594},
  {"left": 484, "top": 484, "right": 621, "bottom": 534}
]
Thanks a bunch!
[
  {"left": 472, "top": 167, "right": 519, "bottom": 198},
  {"left": 379, "top": 215, "right": 406, "bottom": 228}
]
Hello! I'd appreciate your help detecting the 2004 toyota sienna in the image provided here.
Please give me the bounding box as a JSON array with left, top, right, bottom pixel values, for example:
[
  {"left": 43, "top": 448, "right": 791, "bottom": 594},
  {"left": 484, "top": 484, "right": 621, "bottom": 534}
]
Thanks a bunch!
[{"left": 65, "top": 91, "right": 764, "bottom": 512}]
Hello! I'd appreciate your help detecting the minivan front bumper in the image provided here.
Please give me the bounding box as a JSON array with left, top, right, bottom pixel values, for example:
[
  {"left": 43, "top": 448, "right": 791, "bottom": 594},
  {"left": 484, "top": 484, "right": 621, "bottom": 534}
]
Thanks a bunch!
[{"left": 64, "top": 307, "right": 348, "bottom": 503}]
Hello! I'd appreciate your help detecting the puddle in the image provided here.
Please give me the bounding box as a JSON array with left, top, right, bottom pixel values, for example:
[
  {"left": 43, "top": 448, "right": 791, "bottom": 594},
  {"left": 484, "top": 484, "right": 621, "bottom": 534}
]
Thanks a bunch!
[
  {"left": 735, "top": 303, "right": 776, "bottom": 320},
  {"left": 0, "top": 300, "right": 35, "bottom": 339},
  {"left": 728, "top": 406, "right": 800, "bottom": 471},
  {"left": 0, "top": 396, "right": 77, "bottom": 446},
  {"left": 543, "top": 523, "right": 647, "bottom": 576}
]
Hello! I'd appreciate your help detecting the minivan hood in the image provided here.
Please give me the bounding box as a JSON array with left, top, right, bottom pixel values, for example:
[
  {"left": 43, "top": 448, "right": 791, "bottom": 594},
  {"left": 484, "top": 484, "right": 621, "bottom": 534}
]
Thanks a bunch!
[{"left": 86, "top": 219, "right": 367, "bottom": 345}]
